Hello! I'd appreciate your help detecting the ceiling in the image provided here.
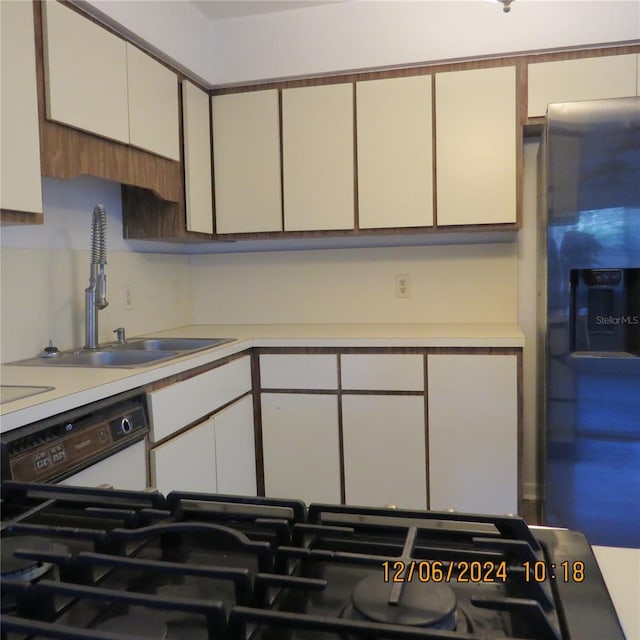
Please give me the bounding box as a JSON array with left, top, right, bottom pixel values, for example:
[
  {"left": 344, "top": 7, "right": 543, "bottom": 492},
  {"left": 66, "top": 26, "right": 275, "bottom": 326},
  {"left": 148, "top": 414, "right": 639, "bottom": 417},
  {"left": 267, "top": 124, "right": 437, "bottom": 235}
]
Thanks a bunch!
[{"left": 190, "top": 0, "right": 344, "bottom": 21}]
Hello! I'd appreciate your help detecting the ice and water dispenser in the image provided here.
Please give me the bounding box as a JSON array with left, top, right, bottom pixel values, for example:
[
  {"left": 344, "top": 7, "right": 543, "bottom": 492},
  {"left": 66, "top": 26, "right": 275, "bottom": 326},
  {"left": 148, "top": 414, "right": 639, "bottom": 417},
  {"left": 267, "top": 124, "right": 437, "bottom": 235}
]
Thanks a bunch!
[{"left": 570, "top": 268, "right": 640, "bottom": 355}]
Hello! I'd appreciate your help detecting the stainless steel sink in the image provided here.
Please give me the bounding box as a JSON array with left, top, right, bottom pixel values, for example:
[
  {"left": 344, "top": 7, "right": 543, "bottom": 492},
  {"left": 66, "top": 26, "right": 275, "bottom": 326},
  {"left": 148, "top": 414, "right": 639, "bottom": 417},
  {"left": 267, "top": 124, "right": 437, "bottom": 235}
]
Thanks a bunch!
[
  {"left": 115, "top": 338, "right": 232, "bottom": 352},
  {"left": 11, "top": 349, "right": 179, "bottom": 368},
  {"left": 7, "top": 337, "right": 234, "bottom": 368}
]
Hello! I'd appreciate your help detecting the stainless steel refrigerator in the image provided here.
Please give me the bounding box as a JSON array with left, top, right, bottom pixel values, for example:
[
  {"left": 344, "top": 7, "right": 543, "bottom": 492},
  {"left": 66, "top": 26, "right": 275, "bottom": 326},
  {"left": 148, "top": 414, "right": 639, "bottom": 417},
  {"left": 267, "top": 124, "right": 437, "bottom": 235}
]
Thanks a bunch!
[{"left": 538, "top": 96, "right": 640, "bottom": 549}]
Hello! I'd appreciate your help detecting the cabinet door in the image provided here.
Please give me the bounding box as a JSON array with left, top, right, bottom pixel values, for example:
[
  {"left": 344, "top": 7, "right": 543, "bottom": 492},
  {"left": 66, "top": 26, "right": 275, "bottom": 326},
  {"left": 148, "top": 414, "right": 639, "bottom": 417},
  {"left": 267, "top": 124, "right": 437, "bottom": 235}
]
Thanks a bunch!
[
  {"left": 528, "top": 55, "right": 638, "bottom": 118},
  {"left": 213, "top": 396, "right": 257, "bottom": 496},
  {"left": 151, "top": 418, "right": 217, "bottom": 495},
  {"left": 356, "top": 76, "right": 433, "bottom": 229},
  {"left": 183, "top": 80, "right": 214, "bottom": 233},
  {"left": 261, "top": 393, "right": 341, "bottom": 504},
  {"left": 148, "top": 356, "right": 251, "bottom": 442},
  {"left": 61, "top": 441, "right": 147, "bottom": 491},
  {"left": 126, "top": 44, "right": 180, "bottom": 160},
  {"left": 212, "top": 90, "right": 282, "bottom": 233},
  {"left": 1, "top": 0, "right": 43, "bottom": 215},
  {"left": 435, "top": 66, "right": 516, "bottom": 226},
  {"left": 427, "top": 354, "right": 518, "bottom": 515},
  {"left": 42, "top": 0, "right": 129, "bottom": 144},
  {"left": 342, "top": 395, "right": 426, "bottom": 509},
  {"left": 282, "top": 83, "right": 355, "bottom": 231}
]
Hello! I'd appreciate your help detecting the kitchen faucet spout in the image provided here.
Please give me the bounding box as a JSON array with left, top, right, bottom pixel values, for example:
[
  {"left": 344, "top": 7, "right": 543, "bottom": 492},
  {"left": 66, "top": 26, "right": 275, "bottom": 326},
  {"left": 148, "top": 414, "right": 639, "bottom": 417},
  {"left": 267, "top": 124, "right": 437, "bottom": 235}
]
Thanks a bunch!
[{"left": 84, "top": 205, "right": 108, "bottom": 349}]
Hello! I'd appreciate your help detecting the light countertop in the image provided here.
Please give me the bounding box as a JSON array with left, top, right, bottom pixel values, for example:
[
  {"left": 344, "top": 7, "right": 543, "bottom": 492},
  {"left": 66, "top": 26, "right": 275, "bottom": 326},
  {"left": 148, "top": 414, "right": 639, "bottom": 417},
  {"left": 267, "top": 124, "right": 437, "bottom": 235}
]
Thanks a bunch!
[{"left": 1, "top": 323, "right": 524, "bottom": 432}]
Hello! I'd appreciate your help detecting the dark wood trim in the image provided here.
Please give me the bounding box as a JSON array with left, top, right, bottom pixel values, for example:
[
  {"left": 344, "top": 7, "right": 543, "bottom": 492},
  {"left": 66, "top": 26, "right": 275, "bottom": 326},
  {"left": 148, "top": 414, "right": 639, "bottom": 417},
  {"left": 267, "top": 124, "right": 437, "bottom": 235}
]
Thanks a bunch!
[
  {"left": 423, "top": 353, "right": 430, "bottom": 509},
  {"left": 0, "top": 210, "right": 44, "bottom": 225},
  {"left": 250, "top": 350, "right": 265, "bottom": 496},
  {"left": 336, "top": 355, "right": 346, "bottom": 504}
]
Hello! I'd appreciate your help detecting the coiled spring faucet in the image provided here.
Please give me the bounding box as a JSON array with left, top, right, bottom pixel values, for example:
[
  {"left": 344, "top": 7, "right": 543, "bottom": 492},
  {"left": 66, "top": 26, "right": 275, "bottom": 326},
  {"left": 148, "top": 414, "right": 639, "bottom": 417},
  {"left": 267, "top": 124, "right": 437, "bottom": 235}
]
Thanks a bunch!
[{"left": 84, "top": 204, "right": 108, "bottom": 349}]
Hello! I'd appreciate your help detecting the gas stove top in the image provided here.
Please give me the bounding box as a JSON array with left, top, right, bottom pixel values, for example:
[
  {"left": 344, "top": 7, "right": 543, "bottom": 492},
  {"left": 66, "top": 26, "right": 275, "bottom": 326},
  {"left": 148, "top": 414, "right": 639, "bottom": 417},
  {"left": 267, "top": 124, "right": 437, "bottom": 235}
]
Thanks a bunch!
[{"left": 0, "top": 481, "right": 625, "bottom": 640}]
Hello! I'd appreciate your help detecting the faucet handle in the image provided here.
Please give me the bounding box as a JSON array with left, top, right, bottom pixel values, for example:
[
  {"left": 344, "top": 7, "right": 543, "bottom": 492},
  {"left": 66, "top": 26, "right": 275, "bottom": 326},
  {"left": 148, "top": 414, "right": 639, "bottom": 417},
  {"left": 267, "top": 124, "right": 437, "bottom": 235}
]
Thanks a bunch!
[{"left": 113, "top": 327, "right": 126, "bottom": 344}]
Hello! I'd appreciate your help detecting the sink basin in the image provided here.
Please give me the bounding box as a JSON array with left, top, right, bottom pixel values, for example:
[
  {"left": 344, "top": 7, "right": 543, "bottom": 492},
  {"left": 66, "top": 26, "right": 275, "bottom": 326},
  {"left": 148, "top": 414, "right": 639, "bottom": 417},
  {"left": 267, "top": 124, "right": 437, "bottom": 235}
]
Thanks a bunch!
[
  {"left": 116, "top": 338, "right": 232, "bottom": 352},
  {"left": 16, "top": 349, "right": 179, "bottom": 368},
  {"left": 7, "top": 337, "right": 234, "bottom": 368}
]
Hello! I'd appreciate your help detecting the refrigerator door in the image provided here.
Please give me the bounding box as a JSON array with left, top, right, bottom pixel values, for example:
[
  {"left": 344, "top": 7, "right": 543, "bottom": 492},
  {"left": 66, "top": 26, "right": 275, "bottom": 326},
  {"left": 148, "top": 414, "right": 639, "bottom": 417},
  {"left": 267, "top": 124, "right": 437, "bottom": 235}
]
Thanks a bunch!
[{"left": 543, "top": 97, "right": 640, "bottom": 548}]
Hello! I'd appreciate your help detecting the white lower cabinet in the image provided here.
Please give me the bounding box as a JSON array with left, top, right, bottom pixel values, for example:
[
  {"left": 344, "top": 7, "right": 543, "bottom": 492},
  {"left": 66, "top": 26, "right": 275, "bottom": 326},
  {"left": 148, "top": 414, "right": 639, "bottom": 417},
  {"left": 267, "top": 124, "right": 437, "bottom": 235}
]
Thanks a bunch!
[
  {"left": 151, "top": 416, "right": 217, "bottom": 495},
  {"left": 151, "top": 395, "right": 256, "bottom": 496},
  {"left": 261, "top": 393, "right": 341, "bottom": 504},
  {"left": 427, "top": 354, "right": 518, "bottom": 515},
  {"left": 342, "top": 394, "right": 427, "bottom": 509},
  {"left": 214, "top": 396, "right": 257, "bottom": 496}
]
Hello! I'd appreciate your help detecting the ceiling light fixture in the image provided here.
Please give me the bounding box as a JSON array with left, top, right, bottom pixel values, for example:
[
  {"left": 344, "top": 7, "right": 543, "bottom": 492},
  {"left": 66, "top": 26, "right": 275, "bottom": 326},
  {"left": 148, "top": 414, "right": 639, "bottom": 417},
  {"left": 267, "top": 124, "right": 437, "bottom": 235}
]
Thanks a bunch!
[{"left": 498, "top": 0, "right": 514, "bottom": 13}]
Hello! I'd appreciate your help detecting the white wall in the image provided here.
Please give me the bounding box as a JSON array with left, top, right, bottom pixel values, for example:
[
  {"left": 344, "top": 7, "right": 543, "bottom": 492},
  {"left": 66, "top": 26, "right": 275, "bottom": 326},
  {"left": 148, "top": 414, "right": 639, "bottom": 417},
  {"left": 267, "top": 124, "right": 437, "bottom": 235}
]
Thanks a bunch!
[
  {"left": 0, "top": 176, "right": 192, "bottom": 362},
  {"left": 190, "top": 243, "right": 517, "bottom": 324},
  {"left": 208, "top": 1, "right": 640, "bottom": 86},
  {"left": 81, "top": 0, "right": 640, "bottom": 87}
]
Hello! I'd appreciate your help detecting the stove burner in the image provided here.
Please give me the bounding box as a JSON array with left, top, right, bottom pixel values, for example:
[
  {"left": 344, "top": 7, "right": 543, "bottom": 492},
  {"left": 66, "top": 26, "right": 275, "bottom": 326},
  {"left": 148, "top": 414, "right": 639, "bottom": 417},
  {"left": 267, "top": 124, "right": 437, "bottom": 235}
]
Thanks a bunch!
[
  {"left": 350, "top": 574, "right": 458, "bottom": 630},
  {"left": 95, "top": 613, "right": 168, "bottom": 638},
  {"left": 1, "top": 536, "right": 66, "bottom": 582}
]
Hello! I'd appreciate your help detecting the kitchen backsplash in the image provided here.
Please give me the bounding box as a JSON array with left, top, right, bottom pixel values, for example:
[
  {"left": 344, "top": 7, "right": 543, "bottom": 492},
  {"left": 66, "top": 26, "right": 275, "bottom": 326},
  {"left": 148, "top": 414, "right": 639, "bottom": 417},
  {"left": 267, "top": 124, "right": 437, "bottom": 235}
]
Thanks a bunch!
[{"left": 190, "top": 242, "right": 518, "bottom": 325}]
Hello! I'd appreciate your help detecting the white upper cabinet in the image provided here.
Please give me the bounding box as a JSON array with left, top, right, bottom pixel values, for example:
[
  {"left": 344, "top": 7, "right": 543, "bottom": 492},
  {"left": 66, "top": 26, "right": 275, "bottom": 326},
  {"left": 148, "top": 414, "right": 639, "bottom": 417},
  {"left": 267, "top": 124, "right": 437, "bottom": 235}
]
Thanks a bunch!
[
  {"left": 528, "top": 54, "right": 638, "bottom": 118},
  {"left": 42, "top": 0, "right": 129, "bottom": 144},
  {"left": 356, "top": 75, "right": 434, "bottom": 229},
  {"left": 126, "top": 44, "right": 180, "bottom": 160},
  {"left": 435, "top": 66, "right": 517, "bottom": 226},
  {"left": 212, "top": 90, "right": 282, "bottom": 233},
  {"left": 183, "top": 80, "right": 214, "bottom": 233},
  {"left": 0, "top": 0, "right": 43, "bottom": 215},
  {"left": 42, "top": 1, "right": 179, "bottom": 159},
  {"left": 282, "top": 83, "right": 355, "bottom": 231}
]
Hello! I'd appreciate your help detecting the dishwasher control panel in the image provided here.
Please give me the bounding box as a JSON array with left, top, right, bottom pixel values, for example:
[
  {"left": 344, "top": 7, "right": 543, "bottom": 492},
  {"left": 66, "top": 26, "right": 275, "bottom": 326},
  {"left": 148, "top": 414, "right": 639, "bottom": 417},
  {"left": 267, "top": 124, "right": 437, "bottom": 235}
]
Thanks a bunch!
[{"left": 1, "top": 392, "right": 148, "bottom": 483}]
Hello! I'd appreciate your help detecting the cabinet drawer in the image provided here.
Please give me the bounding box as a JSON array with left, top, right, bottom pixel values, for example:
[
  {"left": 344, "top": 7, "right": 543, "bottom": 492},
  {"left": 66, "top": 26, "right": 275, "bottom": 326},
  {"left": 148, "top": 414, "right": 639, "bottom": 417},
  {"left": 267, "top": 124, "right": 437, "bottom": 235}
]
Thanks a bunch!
[
  {"left": 148, "top": 356, "right": 251, "bottom": 442},
  {"left": 259, "top": 354, "right": 338, "bottom": 390},
  {"left": 341, "top": 354, "right": 424, "bottom": 391}
]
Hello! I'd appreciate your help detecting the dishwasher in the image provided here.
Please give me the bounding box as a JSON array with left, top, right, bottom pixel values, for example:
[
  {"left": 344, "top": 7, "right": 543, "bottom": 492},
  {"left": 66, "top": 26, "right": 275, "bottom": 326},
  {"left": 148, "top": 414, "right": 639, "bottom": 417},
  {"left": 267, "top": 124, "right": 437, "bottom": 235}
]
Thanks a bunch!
[{"left": 0, "top": 389, "right": 149, "bottom": 490}]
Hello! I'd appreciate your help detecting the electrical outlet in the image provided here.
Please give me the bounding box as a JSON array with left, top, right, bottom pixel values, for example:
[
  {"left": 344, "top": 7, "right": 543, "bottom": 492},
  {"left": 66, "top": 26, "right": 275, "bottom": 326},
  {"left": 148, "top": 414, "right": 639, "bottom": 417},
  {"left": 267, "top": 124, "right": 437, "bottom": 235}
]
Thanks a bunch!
[
  {"left": 395, "top": 274, "right": 411, "bottom": 298},
  {"left": 123, "top": 284, "right": 135, "bottom": 311}
]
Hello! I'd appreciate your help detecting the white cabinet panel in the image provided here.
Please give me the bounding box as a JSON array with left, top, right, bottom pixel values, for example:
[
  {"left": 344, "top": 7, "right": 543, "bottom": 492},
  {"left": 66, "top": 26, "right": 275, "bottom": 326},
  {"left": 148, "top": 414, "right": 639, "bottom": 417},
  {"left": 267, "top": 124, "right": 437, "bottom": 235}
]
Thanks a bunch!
[
  {"left": 357, "top": 75, "right": 434, "bottom": 229},
  {"left": 436, "top": 66, "right": 516, "bottom": 226},
  {"left": 148, "top": 356, "right": 251, "bottom": 442},
  {"left": 0, "top": 0, "right": 43, "bottom": 215},
  {"left": 427, "top": 354, "right": 518, "bottom": 515},
  {"left": 261, "top": 393, "right": 341, "bottom": 504},
  {"left": 341, "top": 354, "right": 424, "bottom": 391},
  {"left": 213, "top": 396, "right": 257, "bottom": 496},
  {"left": 342, "top": 395, "right": 426, "bottom": 509},
  {"left": 282, "top": 83, "right": 355, "bottom": 231},
  {"left": 42, "top": 0, "right": 129, "bottom": 144},
  {"left": 126, "top": 44, "right": 180, "bottom": 160},
  {"left": 260, "top": 354, "right": 338, "bottom": 390},
  {"left": 528, "top": 55, "right": 638, "bottom": 118},
  {"left": 212, "top": 90, "right": 282, "bottom": 233},
  {"left": 61, "top": 441, "right": 147, "bottom": 491},
  {"left": 183, "top": 80, "right": 214, "bottom": 233},
  {"left": 151, "top": 418, "right": 216, "bottom": 495}
]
